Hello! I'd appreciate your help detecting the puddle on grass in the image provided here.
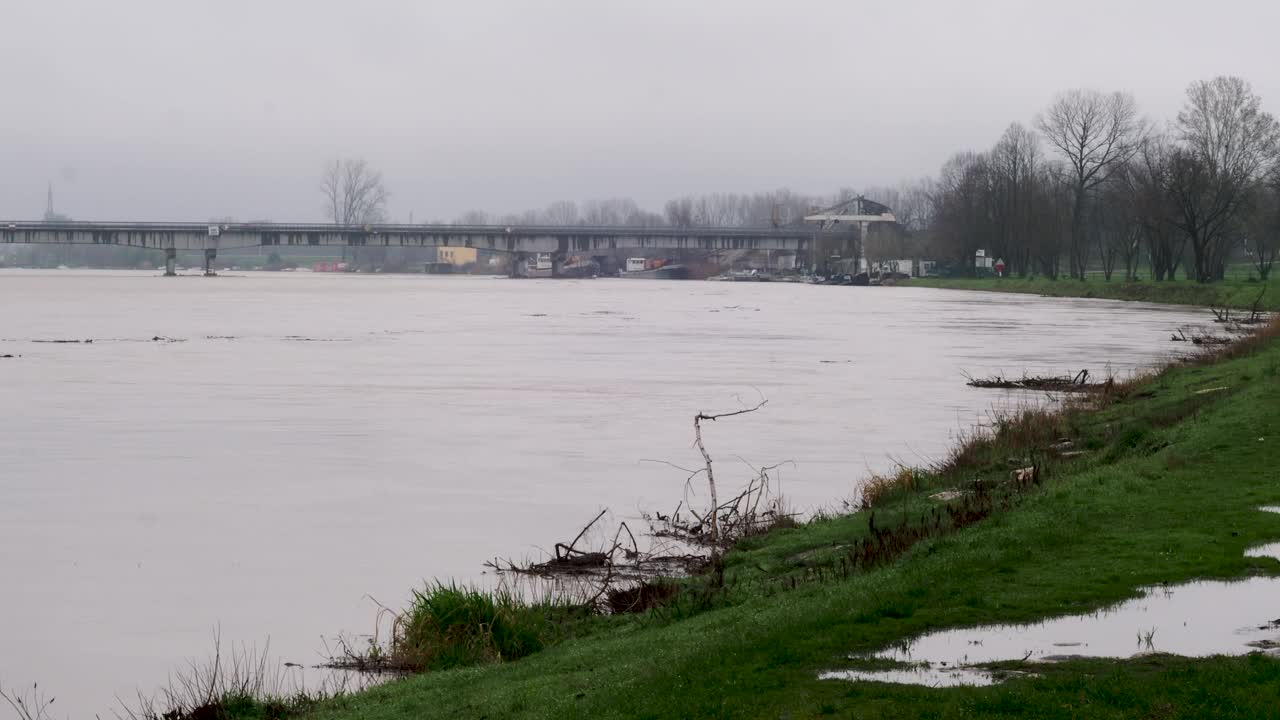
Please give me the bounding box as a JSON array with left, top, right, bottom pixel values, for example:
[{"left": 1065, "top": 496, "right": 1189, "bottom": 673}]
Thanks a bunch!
[
  {"left": 1246, "top": 542, "right": 1280, "bottom": 563},
  {"left": 819, "top": 666, "right": 999, "bottom": 688},
  {"left": 823, "top": 506, "right": 1280, "bottom": 687},
  {"left": 1248, "top": 506, "right": 1280, "bottom": 563}
]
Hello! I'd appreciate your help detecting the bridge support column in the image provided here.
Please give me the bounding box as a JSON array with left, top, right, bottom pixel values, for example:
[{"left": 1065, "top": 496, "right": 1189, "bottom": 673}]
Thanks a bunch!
[
  {"left": 164, "top": 248, "right": 177, "bottom": 277},
  {"left": 510, "top": 252, "right": 526, "bottom": 278},
  {"left": 551, "top": 253, "right": 564, "bottom": 278},
  {"left": 203, "top": 248, "right": 217, "bottom": 277}
]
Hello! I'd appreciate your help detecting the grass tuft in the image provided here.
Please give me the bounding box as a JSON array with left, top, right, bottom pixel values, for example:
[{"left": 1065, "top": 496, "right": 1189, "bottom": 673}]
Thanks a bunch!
[
  {"left": 390, "top": 582, "right": 583, "bottom": 672},
  {"left": 859, "top": 466, "right": 920, "bottom": 509}
]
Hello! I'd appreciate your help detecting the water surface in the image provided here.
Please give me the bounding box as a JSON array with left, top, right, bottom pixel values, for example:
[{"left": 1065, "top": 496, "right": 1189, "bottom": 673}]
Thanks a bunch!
[{"left": 0, "top": 270, "right": 1211, "bottom": 714}]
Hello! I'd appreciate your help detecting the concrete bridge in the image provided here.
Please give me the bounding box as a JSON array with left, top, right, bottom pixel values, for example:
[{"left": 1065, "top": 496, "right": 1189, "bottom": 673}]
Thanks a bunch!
[{"left": 0, "top": 221, "right": 822, "bottom": 276}]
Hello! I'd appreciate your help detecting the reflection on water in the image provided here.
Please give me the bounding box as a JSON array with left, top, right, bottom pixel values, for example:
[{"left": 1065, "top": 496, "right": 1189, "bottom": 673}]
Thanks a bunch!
[
  {"left": 0, "top": 270, "right": 1213, "bottom": 714},
  {"left": 824, "top": 507, "right": 1280, "bottom": 687}
]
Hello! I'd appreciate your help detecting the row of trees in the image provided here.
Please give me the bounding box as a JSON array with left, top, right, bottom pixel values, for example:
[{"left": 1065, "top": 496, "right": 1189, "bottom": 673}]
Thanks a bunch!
[
  {"left": 318, "top": 159, "right": 844, "bottom": 232},
  {"left": 922, "top": 76, "right": 1280, "bottom": 282},
  {"left": 450, "top": 189, "right": 830, "bottom": 230}
]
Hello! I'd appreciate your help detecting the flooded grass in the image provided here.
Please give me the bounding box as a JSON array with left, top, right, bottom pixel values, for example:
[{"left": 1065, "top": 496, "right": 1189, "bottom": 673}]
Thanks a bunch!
[{"left": 828, "top": 571, "right": 1280, "bottom": 688}]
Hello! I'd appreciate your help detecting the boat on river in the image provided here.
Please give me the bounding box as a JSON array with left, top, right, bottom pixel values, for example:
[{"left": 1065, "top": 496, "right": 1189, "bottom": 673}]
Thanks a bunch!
[
  {"left": 708, "top": 269, "right": 771, "bottom": 282},
  {"left": 621, "top": 257, "right": 690, "bottom": 280}
]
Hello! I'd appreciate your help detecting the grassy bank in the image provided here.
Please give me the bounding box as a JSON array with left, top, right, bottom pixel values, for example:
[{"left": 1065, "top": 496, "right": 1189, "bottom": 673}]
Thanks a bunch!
[
  {"left": 267, "top": 318, "right": 1280, "bottom": 720},
  {"left": 908, "top": 275, "right": 1279, "bottom": 312}
]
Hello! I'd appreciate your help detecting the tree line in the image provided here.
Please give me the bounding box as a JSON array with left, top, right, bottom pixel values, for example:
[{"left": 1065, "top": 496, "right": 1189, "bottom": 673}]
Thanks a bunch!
[
  {"left": 321, "top": 161, "right": 856, "bottom": 233},
  {"left": 915, "top": 76, "right": 1280, "bottom": 283},
  {"left": 448, "top": 189, "right": 834, "bottom": 230},
  {"left": 321, "top": 76, "right": 1278, "bottom": 283}
]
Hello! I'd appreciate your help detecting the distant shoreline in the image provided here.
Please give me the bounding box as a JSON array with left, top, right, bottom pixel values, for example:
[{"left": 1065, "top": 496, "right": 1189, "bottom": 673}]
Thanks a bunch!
[{"left": 908, "top": 275, "right": 1278, "bottom": 312}]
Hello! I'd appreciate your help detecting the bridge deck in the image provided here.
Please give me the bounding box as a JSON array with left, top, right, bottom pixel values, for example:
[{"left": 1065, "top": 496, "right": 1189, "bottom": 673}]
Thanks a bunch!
[{"left": 0, "top": 221, "right": 821, "bottom": 253}]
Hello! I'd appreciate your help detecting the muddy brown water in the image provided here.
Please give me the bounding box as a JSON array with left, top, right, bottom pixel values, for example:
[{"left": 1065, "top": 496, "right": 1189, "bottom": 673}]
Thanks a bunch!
[{"left": 0, "top": 269, "right": 1214, "bottom": 715}]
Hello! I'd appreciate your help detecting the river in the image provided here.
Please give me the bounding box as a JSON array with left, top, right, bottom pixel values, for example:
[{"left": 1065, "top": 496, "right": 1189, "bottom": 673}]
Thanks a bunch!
[{"left": 0, "top": 269, "right": 1212, "bottom": 716}]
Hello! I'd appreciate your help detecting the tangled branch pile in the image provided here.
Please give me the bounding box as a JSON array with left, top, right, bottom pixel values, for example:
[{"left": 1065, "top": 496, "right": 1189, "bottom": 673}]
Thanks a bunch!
[{"left": 965, "top": 369, "right": 1111, "bottom": 392}]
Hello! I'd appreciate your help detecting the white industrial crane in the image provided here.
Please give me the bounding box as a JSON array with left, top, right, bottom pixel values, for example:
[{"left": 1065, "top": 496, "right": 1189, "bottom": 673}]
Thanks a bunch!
[{"left": 804, "top": 196, "right": 897, "bottom": 274}]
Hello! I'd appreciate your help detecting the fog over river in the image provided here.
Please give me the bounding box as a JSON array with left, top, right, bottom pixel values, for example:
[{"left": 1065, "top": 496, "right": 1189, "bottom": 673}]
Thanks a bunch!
[{"left": 0, "top": 270, "right": 1212, "bottom": 715}]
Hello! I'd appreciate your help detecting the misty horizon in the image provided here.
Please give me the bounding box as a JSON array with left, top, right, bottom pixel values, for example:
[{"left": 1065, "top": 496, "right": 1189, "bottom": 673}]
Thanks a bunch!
[{"left": 3, "top": 0, "right": 1278, "bottom": 223}]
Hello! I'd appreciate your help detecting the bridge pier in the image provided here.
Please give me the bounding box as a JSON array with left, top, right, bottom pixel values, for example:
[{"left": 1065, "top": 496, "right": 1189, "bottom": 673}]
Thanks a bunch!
[
  {"left": 164, "top": 248, "right": 177, "bottom": 276},
  {"left": 510, "top": 252, "right": 526, "bottom": 278},
  {"left": 203, "top": 248, "right": 217, "bottom": 277}
]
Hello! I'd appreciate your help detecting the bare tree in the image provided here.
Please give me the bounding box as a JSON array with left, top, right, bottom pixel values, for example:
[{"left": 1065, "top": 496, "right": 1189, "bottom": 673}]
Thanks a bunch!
[
  {"left": 664, "top": 189, "right": 822, "bottom": 229},
  {"left": 883, "top": 179, "right": 936, "bottom": 264},
  {"left": 663, "top": 197, "right": 695, "bottom": 227},
  {"left": 453, "top": 209, "right": 491, "bottom": 225},
  {"left": 1037, "top": 90, "right": 1146, "bottom": 279},
  {"left": 1126, "top": 136, "right": 1185, "bottom": 281},
  {"left": 581, "top": 197, "right": 644, "bottom": 226},
  {"left": 932, "top": 151, "right": 994, "bottom": 272},
  {"left": 541, "top": 200, "right": 580, "bottom": 225},
  {"left": 498, "top": 208, "right": 542, "bottom": 227},
  {"left": 990, "top": 123, "right": 1042, "bottom": 276},
  {"left": 1246, "top": 175, "right": 1280, "bottom": 280},
  {"left": 1029, "top": 162, "right": 1074, "bottom": 279},
  {"left": 863, "top": 223, "right": 905, "bottom": 267},
  {"left": 320, "top": 158, "right": 390, "bottom": 226},
  {"left": 1091, "top": 174, "right": 1141, "bottom": 281},
  {"left": 692, "top": 194, "right": 735, "bottom": 227},
  {"left": 1167, "top": 76, "right": 1280, "bottom": 282},
  {"left": 900, "top": 181, "right": 936, "bottom": 229}
]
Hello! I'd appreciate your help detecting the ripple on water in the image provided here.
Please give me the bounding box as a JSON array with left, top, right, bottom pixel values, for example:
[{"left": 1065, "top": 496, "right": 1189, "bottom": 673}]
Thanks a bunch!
[{"left": 822, "top": 506, "right": 1280, "bottom": 687}]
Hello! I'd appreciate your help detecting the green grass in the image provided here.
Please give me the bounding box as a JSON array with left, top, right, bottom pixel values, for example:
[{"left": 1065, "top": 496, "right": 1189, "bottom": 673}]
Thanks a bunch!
[
  {"left": 388, "top": 582, "right": 595, "bottom": 672},
  {"left": 291, "top": 320, "right": 1280, "bottom": 719},
  {"left": 908, "top": 275, "right": 1279, "bottom": 312}
]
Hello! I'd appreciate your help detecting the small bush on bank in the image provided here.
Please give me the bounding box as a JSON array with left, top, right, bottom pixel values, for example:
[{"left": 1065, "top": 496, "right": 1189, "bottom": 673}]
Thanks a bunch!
[
  {"left": 392, "top": 582, "right": 572, "bottom": 672},
  {"left": 859, "top": 467, "right": 919, "bottom": 509}
]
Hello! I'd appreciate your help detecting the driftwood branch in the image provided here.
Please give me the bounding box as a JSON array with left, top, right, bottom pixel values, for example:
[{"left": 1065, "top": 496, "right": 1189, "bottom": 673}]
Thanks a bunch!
[
  {"left": 554, "top": 509, "right": 607, "bottom": 561},
  {"left": 693, "top": 398, "right": 767, "bottom": 549},
  {"left": 695, "top": 400, "right": 768, "bottom": 423},
  {"left": 964, "top": 370, "right": 1110, "bottom": 392}
]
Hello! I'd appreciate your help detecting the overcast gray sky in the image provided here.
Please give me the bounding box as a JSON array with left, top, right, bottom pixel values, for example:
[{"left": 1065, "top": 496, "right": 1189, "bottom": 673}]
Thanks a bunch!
[{"left": 2, "top": 0, "right": 1278, "bottom": 223}]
